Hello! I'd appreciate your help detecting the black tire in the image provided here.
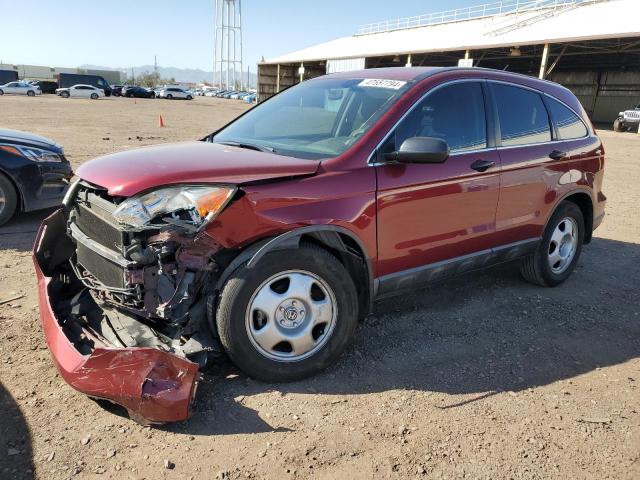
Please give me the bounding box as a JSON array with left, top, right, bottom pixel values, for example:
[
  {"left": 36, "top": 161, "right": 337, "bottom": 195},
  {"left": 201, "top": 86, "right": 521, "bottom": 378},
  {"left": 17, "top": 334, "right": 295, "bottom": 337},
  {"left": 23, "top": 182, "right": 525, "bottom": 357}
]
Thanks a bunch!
[
  {"left": 61, "top": 91, "right": 69, "bottom": 98},
  {"left": 613, "top": 118, "right": 624, "bottom": 132},
  {"left": 186, "top": 95, "right": 193, "bottom": 100},
  {"left": 166, "top": 94, "right": 173, "bottom": 99},
  {"left": 0, "top": 174, "right": 18, "bottom": 226},
  {"left": 520, "top": 201, "right": 584, "bottom": 287},
  {"left": 90, "top": 93, "right": 98, "bottom": 100},
  {"left": 216, "top": 245, "right": 359, "bottom": 382},
  {"left": 149, "top": 93, "right": 155, "bottom": 99},
  {"left": 0, "top": 89, "right": 4, "bottom": 95},
  {"left": 27, "top": 90, "right": 35, "bottom": 97}
]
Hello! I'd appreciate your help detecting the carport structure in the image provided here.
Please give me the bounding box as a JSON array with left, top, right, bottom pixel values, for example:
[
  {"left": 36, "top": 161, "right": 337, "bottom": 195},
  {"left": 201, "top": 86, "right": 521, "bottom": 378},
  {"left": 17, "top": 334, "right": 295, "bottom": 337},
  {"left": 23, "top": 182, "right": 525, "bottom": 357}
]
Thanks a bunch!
[{"left": 258, "top": 0, "right": 640, "bottom": 123}]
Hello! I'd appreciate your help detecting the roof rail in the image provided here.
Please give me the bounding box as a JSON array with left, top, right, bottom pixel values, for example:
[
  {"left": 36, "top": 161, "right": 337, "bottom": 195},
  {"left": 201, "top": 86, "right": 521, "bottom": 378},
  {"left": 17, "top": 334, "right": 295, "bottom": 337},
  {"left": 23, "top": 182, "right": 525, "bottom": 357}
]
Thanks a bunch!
[{"left": 356, "top": 0, "right": 602, "bottom": 35}]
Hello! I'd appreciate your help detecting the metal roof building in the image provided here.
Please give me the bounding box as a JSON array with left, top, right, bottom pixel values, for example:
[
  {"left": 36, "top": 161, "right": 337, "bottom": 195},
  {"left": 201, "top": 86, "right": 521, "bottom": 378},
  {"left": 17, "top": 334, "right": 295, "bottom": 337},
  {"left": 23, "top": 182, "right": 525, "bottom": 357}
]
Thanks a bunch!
[{"left": 258, "top": 0, "right": 640, "bottom": 123}]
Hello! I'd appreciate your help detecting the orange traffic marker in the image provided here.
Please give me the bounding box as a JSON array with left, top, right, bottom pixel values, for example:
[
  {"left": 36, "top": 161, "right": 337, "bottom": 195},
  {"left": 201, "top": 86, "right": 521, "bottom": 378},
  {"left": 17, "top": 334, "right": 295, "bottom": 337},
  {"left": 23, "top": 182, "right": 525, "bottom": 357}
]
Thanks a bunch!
[{"left": 159, "top": 115, "right": 165, "bottom": 127}]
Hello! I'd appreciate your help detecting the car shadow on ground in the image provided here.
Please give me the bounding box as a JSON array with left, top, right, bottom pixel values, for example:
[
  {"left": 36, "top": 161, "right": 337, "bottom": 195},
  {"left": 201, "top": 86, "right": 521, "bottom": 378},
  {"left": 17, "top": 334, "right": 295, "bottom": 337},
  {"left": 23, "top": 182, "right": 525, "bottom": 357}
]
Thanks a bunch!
[
  {"left": 0, "top": 209, "right": 55, "bottom": 252},
  {"left": 183, "top": 236, "right": 639, "bottom": 434},
  {"left": 0, "top": 383, "right": 34, "bottom": 479}
]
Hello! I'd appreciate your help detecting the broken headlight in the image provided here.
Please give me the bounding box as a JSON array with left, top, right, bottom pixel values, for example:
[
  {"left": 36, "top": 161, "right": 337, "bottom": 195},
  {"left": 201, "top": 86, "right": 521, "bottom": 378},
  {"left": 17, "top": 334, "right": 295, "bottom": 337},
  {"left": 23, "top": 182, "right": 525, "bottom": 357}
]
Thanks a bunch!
[{"left": 113, "top": 186, "right": 236, "bottom": 229}]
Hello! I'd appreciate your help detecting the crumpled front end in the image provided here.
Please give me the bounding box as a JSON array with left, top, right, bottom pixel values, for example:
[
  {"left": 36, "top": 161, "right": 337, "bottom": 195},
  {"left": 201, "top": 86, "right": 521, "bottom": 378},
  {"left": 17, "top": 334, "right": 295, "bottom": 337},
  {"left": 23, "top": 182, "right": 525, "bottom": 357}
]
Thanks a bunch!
[{"left": 33, "top": 208, "right": 201, "bottom": 423}]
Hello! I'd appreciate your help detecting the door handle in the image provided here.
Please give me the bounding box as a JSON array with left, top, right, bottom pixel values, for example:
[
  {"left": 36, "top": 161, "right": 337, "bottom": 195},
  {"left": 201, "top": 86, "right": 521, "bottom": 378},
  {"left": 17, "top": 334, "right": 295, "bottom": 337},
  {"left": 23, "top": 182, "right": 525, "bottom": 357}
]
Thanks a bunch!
[
  {"left": 470, "top": 159, "right": 495, "bottom": 172},
  {"left": 549, "top": 150, "right": 567, "bottom": 160}
]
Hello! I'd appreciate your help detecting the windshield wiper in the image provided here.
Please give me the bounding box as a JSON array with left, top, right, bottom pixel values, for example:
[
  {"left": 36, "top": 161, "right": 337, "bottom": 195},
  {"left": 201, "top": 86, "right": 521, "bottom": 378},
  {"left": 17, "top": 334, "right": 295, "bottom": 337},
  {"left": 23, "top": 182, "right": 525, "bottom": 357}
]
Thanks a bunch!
[{"left": 216, "top": 140, "right": 275, "bottom": 154}]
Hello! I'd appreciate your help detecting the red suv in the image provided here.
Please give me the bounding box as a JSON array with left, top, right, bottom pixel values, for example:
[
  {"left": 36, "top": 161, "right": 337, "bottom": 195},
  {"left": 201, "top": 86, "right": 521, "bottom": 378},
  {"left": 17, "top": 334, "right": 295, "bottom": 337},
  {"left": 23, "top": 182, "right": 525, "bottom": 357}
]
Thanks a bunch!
[{"left": 34, "top": 67, "right": 606, "bottom": 423}]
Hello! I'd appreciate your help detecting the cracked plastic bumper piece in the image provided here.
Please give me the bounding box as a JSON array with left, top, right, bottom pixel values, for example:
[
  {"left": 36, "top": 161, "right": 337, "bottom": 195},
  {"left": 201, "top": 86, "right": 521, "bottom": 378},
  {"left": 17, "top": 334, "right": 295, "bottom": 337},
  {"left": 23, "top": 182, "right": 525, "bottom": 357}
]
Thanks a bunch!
[{"left": 33, "top": 209, "right": 199, "bottom": 423}]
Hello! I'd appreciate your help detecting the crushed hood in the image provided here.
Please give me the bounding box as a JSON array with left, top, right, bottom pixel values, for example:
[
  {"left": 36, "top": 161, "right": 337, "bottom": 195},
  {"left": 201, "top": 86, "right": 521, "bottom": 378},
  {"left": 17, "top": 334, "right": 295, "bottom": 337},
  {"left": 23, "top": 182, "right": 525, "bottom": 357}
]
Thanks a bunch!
[{"left": 76, "top": 141, "right": 321, "bottom": 197}]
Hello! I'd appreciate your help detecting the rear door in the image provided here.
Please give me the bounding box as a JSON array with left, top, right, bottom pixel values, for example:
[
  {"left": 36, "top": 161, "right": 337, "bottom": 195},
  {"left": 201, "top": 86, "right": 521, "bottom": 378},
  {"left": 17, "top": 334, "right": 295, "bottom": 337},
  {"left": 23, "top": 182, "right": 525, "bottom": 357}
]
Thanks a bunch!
[
  {"left": 491, "top": 82, "right": 597, "bottom": 245},
  {"left": 490, "top": 82, "right": 556, "bottom": 244},
  {"left": 375, "top": 80, "right": 501, "bottom": 287}
]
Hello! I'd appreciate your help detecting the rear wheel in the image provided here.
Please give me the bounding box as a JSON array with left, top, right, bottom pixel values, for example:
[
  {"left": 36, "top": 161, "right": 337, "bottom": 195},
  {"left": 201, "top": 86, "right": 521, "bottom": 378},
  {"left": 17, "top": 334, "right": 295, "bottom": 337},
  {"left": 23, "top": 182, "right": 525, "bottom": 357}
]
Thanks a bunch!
[
  {"left": 27, "top": 90, "right": 35, "bottom": 97},
  {"left": 166, "top": 94, "right": 173, "bottom": 99},
  {"left": 0, "top": 89, "right": 4, "bottom": 95},
  {"left": 90, "top": 93, "right": 98, "bottom": 100},
  {"left": 0, "top": 175, "right": 18, "bottom": 226},
  {"left": 186, "top": 95, "right": 193, "bottom": 100},
  {"left": 520, "top": 201, "right": 584, "bottom": 287},
  {"left": 216, "top": 245, "right": 359, "bottom": 382}
]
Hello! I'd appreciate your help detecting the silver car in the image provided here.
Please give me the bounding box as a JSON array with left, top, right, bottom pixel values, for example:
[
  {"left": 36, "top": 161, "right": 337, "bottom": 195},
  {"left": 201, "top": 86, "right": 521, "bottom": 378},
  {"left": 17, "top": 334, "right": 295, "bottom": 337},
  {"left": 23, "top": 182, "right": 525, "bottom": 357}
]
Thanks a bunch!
[{"left": 0, "top": 81, "right": 41, "bottom": 96}]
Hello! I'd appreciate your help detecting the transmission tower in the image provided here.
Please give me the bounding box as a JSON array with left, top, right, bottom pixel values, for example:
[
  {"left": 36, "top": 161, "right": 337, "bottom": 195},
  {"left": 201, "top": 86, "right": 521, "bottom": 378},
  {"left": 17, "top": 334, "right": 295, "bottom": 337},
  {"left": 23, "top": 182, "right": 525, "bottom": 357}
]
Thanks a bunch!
[{"left": 213, "top": 0, "right": 243, "bottom": 90}]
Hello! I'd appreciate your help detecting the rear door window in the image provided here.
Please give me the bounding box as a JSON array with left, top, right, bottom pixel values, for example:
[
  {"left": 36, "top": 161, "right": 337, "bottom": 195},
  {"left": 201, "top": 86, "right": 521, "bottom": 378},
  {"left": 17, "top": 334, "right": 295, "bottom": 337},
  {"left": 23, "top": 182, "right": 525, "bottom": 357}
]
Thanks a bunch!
[
  {"left": 545, "top": 97, "right": 588, "bottom": 140},
  {"left": 491, "top": 83, "right": 552, "bottom": 147}
]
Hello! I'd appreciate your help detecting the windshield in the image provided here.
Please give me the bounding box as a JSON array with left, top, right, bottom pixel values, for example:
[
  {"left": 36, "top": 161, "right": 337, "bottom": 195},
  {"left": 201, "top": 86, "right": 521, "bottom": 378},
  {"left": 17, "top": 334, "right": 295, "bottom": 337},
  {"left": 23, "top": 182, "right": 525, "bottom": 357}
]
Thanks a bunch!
[{"left": 213, "top": 77, "right": 410, "bottom": 160}]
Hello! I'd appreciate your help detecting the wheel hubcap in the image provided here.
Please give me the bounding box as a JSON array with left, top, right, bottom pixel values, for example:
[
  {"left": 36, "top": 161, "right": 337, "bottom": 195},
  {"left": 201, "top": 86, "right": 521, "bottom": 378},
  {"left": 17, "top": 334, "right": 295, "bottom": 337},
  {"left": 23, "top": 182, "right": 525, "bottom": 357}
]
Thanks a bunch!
[
  {"left": 246, "top": 270, "right": 337, "bottom": 362},
  {"left": 548, "top": 217, "right": 578, "bottom": 274}
]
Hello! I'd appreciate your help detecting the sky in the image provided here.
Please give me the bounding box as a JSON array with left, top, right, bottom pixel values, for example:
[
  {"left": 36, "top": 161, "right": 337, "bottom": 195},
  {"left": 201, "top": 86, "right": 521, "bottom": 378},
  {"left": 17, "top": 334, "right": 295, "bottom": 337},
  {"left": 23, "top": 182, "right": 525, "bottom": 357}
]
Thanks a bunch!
[{"left": 0, "top": 0, "right": 478, "bottom": 73}]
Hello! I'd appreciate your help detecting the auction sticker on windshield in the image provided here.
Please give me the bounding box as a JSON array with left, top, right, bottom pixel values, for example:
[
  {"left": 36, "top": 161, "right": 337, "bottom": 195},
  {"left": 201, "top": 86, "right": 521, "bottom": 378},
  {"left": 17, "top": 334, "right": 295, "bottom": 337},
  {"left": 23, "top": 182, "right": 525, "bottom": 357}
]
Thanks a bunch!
[{"left": 358, "top": 79, "right": 407, "bottom": 90}]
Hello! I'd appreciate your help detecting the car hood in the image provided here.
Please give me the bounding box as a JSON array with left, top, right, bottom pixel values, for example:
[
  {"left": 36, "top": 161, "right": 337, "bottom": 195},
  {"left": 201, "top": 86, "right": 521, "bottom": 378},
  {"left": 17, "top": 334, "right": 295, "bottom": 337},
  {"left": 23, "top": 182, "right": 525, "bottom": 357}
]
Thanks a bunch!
[
  {"left": 0, "top": 128, "right": 61, "bottom": 150},
  {"left": 76, "top": 141, "right": 321, "bottom": 197}
]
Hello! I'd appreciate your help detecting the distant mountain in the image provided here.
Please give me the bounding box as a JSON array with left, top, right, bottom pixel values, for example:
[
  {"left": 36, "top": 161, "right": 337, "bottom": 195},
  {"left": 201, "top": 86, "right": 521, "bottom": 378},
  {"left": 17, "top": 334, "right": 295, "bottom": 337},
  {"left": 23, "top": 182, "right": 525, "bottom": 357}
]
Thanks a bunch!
[{"left": 79, "top": 64, "right": 257, "bottom": 87}]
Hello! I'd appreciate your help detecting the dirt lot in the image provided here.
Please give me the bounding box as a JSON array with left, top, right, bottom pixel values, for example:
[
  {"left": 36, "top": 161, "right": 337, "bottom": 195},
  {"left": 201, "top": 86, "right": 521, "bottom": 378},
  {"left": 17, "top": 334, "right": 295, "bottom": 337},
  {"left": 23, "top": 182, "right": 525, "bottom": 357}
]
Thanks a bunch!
[{"left": 0, "top": 94, "right": 638, "bottom": 480}]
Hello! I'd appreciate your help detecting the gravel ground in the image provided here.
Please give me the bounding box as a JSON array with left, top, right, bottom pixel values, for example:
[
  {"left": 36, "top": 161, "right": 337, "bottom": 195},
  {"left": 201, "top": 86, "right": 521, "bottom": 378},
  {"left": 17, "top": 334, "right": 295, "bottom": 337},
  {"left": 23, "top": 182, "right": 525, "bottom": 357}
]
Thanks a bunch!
[{"left": 0, "top": 94, "right": 638, "bottom": 480}]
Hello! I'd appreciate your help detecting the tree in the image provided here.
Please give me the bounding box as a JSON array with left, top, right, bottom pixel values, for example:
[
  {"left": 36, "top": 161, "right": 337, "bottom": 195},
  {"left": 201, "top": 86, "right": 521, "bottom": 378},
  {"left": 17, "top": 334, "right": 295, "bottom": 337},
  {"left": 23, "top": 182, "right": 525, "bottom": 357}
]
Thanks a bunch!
[{"left": 125, "top": 71, "right": 176, "bottom": 87}]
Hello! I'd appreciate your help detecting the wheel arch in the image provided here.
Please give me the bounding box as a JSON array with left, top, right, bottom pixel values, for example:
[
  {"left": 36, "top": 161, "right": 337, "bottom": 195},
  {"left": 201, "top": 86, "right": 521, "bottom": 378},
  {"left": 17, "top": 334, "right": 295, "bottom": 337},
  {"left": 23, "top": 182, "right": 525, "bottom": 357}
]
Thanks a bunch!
[
  {"left": 215, "top": 225, "right": 374, "bottom": 319},
  {"left": 547, "top": 189, "right": 594, "bottom": 244}
]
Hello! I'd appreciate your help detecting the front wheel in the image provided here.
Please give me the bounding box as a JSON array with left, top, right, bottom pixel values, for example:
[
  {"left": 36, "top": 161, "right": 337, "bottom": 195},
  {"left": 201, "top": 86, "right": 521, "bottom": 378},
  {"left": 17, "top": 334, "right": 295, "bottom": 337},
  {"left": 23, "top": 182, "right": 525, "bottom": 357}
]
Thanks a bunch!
[
  {"left": 613, "top": 118, "right": 625, "bottom": 132},
  {"left": 61, "top": 91, "right": 69, "bottom": 98},
  {"left": 520, "top": 201, "right": 584, "bottom": 287},
  {"left": 0, "top": 175, "right": 18, "bottom": 226},
  {"left": 216, "top": 245, "right": 358, "bottom": 382}
]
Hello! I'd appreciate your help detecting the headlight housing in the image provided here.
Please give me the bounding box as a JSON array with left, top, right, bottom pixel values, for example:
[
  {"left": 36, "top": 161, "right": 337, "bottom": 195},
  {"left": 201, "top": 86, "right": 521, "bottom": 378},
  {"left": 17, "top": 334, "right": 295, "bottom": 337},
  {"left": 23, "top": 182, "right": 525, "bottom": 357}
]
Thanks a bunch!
[
  {"left": 0, "top": 144, "right": 63, "bottom": 162},
  {"left": 113, "top": 186, "right": 236, "bottom": 230}
]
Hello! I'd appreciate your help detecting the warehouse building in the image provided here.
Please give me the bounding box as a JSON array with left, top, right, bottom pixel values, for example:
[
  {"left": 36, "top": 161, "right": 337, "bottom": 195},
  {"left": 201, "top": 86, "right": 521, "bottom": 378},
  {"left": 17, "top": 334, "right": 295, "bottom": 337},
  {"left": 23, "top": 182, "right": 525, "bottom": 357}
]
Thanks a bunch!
[
  {"left": 258, "top": 0, "right": 640, "bottom": 123},
  {"left": 0, "top": 63, "right": 123, "bottom": 84}
]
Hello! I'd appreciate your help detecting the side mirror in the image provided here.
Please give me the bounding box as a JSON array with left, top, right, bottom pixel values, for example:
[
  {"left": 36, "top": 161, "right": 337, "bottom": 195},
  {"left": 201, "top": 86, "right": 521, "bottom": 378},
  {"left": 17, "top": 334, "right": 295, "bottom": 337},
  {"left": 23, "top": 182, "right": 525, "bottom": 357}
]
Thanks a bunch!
[{"left": 384, "top": 137, "right": 450, "bottom": 164}]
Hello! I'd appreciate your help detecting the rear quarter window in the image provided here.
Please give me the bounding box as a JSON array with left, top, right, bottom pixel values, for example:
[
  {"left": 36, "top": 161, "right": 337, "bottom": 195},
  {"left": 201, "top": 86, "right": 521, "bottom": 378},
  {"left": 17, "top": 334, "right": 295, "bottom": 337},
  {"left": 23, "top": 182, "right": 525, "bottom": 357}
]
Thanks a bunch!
[{"left": 545, "top": 97, "right": 588, "bottom": 140}]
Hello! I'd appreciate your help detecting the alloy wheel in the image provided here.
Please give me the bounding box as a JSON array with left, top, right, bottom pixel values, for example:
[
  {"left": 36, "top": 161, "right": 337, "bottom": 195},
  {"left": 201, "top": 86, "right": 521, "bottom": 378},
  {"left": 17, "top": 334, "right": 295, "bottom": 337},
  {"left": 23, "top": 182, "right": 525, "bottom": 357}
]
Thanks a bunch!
[
  {"left": 245, "top": 270, "right": 337, "bottom": 362},
  {"left": 547, "top": 217, "right": 578, "bottom": 274}
]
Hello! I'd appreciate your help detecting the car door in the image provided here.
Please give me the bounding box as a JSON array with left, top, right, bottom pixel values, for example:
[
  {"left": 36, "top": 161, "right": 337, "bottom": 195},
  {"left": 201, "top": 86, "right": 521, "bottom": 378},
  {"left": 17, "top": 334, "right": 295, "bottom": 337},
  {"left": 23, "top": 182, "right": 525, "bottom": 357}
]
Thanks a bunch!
[
  {"left": 5, "top": 82, "right": 19, "bottom": 94},
  {"left": 375, "top": 81, "right": 501, "bottom": 293},
  {"left": 490, "top": 82, "right": 561, "bottom": 244}
]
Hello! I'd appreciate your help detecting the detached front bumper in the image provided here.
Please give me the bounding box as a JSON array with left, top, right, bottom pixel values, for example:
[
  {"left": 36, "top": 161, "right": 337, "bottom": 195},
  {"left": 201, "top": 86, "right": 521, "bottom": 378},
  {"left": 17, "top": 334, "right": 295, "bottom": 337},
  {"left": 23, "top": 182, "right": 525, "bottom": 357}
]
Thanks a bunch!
[{"left": 33, "top": 209, "right": 199, "bottom": 423}]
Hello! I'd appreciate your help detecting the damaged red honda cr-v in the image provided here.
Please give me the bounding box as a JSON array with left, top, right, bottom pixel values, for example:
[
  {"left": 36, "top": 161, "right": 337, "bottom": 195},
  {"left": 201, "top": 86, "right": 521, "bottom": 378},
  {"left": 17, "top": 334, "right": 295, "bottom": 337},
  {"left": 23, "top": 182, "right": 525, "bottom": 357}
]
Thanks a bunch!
[{"left": 34, "top": 67, "right": 606, "bottom": 423}]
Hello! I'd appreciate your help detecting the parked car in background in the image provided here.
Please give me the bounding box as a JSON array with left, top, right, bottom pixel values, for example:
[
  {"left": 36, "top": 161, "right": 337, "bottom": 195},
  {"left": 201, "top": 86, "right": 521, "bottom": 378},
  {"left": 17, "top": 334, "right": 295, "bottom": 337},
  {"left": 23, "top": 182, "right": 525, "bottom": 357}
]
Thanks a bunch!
[
  {"left": 159, "top": 87, "right": 193, "bottom": 100},
  {"left": 122, "top": 86, "right": 156, "bottom": 98},
  {"left": 614, "top": 103, "right": 640, "bottom": 132},
  {"left": 34, "top": 67, "right": 606, "bottom": 423},
  {"left": 56, "top": 84, "right": 105, "bottom": 99},
  {"left": 0, "top": 81, "right": 41, "bottom": 96},
  {"left": 29, "top": 80, "right": 58, "bottom": 94},
  {"left": 57, "top": 73, "right": 112, "bottom": 96},
  {"left": 111, "top": 85, "right": 124, "bottom": 96},
  {"left": 0, "top": 128, "right": 72, "bottom": 225}
]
